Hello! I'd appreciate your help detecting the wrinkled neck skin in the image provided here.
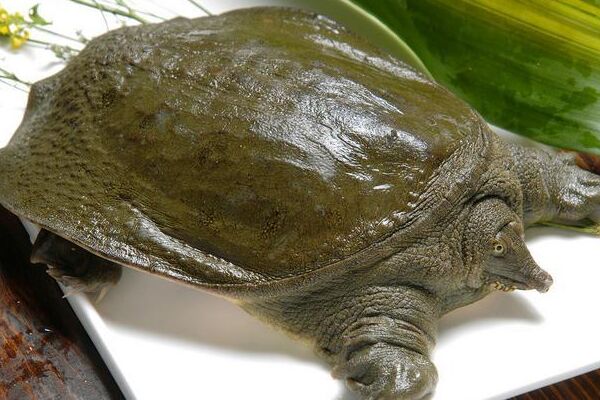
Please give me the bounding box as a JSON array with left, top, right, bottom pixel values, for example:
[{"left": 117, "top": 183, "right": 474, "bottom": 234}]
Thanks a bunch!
[
  {"left": 243, "top": 267, "right": 442, "bottom": 361},
  {"left": 369, "top": 198, "right": 503, "bottom": 314}
]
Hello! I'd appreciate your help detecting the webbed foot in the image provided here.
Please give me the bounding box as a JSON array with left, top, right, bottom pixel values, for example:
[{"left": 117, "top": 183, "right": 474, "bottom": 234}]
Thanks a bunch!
[
  {"left": 30, "top": 229, "right": 122, "bottom": 302},
  {"left": 332, "top": 312, "right": 438, "bottom": 400},
  {"left": 334, "top": 342, "right": 436, "bottom": 400},
  {"left": 549, "top": 152, "right": 600, "bottom": 224},
  {"left": 506, "top": 144, "right": 600, "bottom": 226}
]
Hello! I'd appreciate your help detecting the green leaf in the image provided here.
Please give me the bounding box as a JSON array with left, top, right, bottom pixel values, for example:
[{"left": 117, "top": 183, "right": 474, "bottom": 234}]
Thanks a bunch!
[
  {"left": 8, "top": 11, "right": 25, "bottom": 25},
  {"left": 291, "top": 0, "right": 431, "bottom": 77},
  {"left": 350, "top": 0, "right": 600, "bottom": 155},
  {"left": 541, "top": 220, "right": 600, "bottom": 236},
  {"left": 28, "top": 4, "right": 50, "bottom": 26}
]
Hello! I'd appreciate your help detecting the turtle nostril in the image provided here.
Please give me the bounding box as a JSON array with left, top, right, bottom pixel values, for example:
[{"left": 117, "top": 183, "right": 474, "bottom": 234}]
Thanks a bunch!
[{"left": 536, "top": 273, "right": 554, "bottom": 293}]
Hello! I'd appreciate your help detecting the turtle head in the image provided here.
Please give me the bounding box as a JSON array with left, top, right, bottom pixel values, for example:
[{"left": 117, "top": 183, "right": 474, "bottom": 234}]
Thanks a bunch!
[
  {"left": 484, "top": 220, "right": 553, "bottom": 293},
  {"left": 464, "top": 198, "right": 553, "bottom": 293}
]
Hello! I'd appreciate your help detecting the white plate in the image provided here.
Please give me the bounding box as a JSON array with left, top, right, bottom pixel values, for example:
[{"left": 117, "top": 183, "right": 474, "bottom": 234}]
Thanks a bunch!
[{"left": 2, "top": 1, "right": 600, "bottom": 399}]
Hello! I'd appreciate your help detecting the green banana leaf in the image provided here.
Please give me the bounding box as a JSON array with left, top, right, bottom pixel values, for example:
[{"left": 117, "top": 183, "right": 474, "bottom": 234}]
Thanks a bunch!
[{"left": 351, "top": 0, "right": 600, "bottom": 155}]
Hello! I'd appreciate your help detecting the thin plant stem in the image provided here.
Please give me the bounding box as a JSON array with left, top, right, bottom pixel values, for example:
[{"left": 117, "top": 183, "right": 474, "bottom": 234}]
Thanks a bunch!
[
  {"left": 0, "top": 67, "right": 32, "bottom": 86},
  {"left": 112, "top": 0, "right": 166, "bottom": 20},
  {"left": 19, "top": 41, "right": 48, "bottom": 50},
  {"left": 145, "top": 0, "right": 180, "bottom": 18},
  {"left": 187, "top": 0, "right": 213, "bottom": 15},
  {"left": 92, "top": 0, "right": 110, "bottom": 31},
  {"left": 134, "top": 9, "right": 167, "bottom": 21},
  {"left": 27, "top": 38, "right": 79, "bottom": 53},
  {"left": 33, "top": 26, "right": 84, "bottom": 44},
  {"left": 0, "top": 78, "right": 29, "bottom": 92},
  {"left": 68, "top": 0, "right": 148, "bottom": 23}
]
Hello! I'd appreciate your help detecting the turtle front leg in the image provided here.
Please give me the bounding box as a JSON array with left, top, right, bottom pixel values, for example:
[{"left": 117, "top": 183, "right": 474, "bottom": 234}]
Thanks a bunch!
[
  {"left": 330, "top": 287, "right": 439, "bottom": 400},
  {"left": 505, "top": 143, "right": 600, "bottom": 226},
  {"left": 332, "top": 311, "right": 438, "bottom": 400},
  {"left": 248, "top": 285, "right": 440, "bottom": 400}
]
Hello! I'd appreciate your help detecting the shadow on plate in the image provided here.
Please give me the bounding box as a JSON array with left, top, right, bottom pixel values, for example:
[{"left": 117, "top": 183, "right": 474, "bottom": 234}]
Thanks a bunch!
[
  {"left": 525, "top": 225, "right": 587, "bottom": 244},
  {"left": 97, "top": 267, "right": 319, "bottom": 361},
  {"left": 98, "top": 264, "right": 545, "bottom": 357},
  {"left": 95, "top": 266, "right": 366, "bottom": 399},
  {"left": 95, "top": 254, "right": 551, "bottom": 400},
  {"left": 440, "top": 291, "right": 543, "bottom": 338}
]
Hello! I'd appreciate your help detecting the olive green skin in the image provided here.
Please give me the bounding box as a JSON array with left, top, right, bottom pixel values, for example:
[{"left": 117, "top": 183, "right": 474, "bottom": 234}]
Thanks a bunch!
[
  {"left": 2, "top": 7, "right": 600, "bottom": 400},
  {"left": 0, "top": 7, "right": 494, "bottom": 289}
]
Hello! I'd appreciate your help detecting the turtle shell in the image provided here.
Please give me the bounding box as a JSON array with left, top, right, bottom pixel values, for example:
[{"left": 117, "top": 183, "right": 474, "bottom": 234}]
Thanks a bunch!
[{"left": 0, "top": 7, "right": 489, "bottom": 290}]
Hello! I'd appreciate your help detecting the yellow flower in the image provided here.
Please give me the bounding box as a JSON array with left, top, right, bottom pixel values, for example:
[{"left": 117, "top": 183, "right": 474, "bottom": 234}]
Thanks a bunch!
[
  {"left": 1, "top": 4, "right": 47, "bottom": 51},
  {"left": 10, "top": 36, "right": 23, "bottom": 48},
  {"left": 10, "top": 31, "right": 28, "bottom": 49},
  {"left": 0, "top": 6, "right": 8, "bottom": 36}
]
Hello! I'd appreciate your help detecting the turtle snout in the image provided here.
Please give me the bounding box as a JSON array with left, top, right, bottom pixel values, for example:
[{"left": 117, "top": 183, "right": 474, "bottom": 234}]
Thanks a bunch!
[{"left": 531, "top": 270, "right": 553, "bottom": 293}]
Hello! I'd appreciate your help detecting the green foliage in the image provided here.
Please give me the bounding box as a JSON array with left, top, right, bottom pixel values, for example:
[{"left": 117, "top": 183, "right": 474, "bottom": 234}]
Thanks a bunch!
[
  {"left": 28, "top": 4, "right": 50, "bottom": 26},
  {"left": 352, "top": 0, "right": 600, "bottom": 155}
]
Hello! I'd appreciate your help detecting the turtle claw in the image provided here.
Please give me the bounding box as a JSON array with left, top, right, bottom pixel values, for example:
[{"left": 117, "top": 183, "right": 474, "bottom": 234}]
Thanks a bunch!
[
  {"left": 47, "top": 264, "right": 119, "bottom": 302},
  {"left": 32, "top": 229, "right": 122, "bottom": 302},
  {"left": 94, "top": 285, "right": 111, "bottom": 304},
  {"left": 46, "top": 266, "right": 87, "bottom": 296}
]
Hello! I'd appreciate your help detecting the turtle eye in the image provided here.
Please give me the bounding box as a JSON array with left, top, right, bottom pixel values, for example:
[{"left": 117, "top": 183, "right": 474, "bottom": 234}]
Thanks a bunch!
[{"left": 492, "top": 241, "right": 505, "bottom": 257}]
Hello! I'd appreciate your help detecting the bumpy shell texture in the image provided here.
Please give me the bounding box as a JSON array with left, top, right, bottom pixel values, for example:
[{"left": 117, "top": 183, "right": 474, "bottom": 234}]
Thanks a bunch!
[{"left": 0, "top": 7, "right": 486, "bottom": 288}]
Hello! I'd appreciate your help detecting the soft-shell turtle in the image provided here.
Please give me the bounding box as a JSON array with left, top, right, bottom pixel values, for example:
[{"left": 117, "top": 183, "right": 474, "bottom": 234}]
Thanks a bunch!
[{"left": 1, "top": 7, "right": 599, "bottom": 400}]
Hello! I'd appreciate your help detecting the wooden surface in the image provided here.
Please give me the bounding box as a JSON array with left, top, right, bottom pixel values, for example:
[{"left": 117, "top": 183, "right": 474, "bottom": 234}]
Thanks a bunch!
[
  {"left": 0, "top": 203, "right": 598, "bottom": 400},
  {"left": 0, "top": 205, "right": 123, "bottom": 400},
  {"left": 513, "top": 369, "right": 600, "bottom": 400}
]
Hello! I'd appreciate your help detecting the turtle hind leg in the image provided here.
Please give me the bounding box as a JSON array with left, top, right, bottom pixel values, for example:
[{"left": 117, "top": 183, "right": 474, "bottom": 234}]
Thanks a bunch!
[{"left": 30, "top": 229, "right": 122, "bottom": 302}]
